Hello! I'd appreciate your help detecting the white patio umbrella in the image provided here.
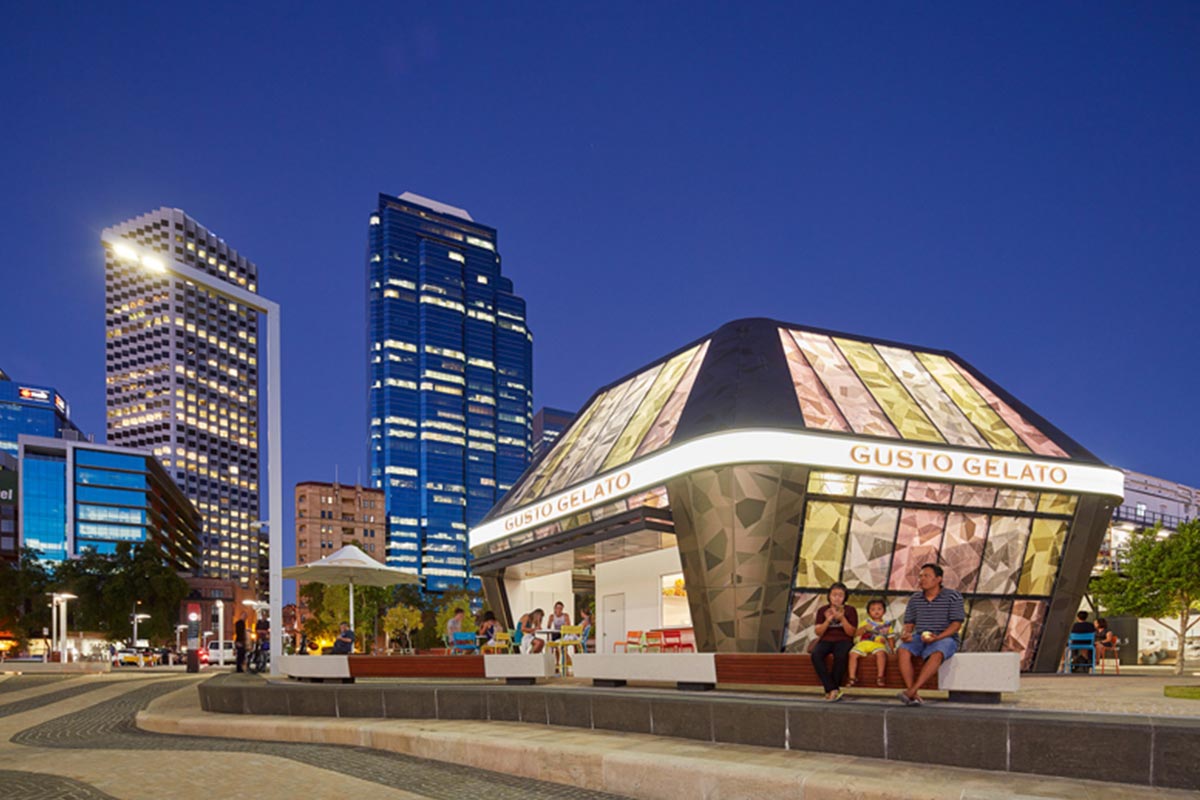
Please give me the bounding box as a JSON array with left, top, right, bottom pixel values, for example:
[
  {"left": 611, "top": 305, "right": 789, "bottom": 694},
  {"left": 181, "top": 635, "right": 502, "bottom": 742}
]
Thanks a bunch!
[{"left": 282, "top": 545, "right": 418, "bottom": 633}]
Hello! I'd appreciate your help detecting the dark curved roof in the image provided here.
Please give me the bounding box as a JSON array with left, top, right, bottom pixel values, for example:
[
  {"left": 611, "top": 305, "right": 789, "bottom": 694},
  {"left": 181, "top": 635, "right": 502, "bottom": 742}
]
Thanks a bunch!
[{"left": 489, "top": 318, "right": 1099, "bottom": 520}]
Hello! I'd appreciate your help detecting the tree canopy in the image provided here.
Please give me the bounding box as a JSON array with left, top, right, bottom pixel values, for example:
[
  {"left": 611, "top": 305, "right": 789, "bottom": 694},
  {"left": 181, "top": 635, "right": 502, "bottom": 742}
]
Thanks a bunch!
[{"left": 1092, "top": 520, "right": 1200, "bottom": 674}]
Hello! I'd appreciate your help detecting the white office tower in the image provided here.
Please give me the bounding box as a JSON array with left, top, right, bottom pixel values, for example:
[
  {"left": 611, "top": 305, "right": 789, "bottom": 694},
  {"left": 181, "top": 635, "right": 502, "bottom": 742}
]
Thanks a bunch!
[{"left": 103, "top": 208, "right": 262, "bottom": 587}]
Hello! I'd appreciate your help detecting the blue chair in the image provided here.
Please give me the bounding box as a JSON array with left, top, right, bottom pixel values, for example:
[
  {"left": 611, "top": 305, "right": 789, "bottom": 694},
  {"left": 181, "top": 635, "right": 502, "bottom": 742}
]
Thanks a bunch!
[
  {"left": 451, "top": 631, "right": 479, "bottom": 655},
  {"left": 1063, "top": 632, "right": 1095, "bottom": 673}
]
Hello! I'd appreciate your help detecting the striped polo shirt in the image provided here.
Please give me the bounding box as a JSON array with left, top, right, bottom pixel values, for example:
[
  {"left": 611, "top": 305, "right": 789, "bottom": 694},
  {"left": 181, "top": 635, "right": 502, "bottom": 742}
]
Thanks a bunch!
[{"left": 903, "top": 588, "right": 966, "bottom": 639}]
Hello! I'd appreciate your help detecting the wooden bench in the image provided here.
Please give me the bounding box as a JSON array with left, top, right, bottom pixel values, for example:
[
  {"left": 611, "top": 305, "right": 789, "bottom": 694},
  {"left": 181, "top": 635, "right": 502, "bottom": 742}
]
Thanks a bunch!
[{"left": 714, "top": 653, "right": 935, "bottom": 691}]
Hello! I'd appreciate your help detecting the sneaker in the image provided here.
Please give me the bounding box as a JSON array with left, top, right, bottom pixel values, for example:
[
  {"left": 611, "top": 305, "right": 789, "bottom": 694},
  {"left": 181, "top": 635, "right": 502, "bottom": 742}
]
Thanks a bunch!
[{"left": 896, "top": 691, "right": 914, "bottom": 706}]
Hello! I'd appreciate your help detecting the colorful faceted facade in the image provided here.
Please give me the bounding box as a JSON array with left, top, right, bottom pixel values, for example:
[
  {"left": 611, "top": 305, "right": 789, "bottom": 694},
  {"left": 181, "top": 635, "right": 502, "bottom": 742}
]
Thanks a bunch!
[{"left": 471, "top": 319, "right": 1123, "bottom": 672}]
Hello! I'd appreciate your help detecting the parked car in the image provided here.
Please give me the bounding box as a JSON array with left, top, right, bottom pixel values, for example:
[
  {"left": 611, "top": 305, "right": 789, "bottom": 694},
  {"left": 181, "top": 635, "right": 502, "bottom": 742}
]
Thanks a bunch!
[
  {"left": 207, "top": 641, "right": 236, "bottom": 665},
  {"left": 114, "top": 648, "right": 142, "bottom": 666}
]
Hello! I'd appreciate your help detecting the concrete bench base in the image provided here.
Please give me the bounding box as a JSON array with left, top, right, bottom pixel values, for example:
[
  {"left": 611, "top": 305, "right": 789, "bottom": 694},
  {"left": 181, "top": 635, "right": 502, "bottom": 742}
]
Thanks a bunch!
[
  {"left": 484, "top": 652, "right": 555, "bottom": 684},
  {"left": 937, "top": 652, "right": 1019, "bottom": 703},
  {"left": 574, "top": 653, "right": 717, "bottom": 690}
]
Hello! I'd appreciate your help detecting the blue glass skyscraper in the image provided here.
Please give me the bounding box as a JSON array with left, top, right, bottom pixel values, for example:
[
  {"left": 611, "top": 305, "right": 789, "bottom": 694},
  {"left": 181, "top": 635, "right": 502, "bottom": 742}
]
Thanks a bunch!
[{"left": 367, "top": 192, "right": 532, "bottom": 592}]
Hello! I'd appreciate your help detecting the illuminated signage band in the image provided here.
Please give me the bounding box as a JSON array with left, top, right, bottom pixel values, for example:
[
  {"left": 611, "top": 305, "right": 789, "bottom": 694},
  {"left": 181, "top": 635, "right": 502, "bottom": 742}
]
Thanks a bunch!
[
  {"left": 18, "top": 386, "right": 50, "bottom": 403},
  {"left": 469, "top": 429, "right": 1126, "bottom": 549}
]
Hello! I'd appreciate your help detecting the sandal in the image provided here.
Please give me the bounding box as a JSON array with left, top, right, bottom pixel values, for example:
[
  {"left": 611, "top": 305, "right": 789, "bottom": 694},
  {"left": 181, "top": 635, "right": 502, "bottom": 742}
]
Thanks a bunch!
[
  {"left": 876, "top": 677, "right": 887, "bottom": 687},
  {"left": 846, "top": 677, "right": 857, "bottom": 687}
]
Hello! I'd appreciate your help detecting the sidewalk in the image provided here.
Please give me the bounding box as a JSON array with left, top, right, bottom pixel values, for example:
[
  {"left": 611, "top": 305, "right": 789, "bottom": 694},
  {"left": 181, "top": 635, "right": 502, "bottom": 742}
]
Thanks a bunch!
[{"left": 139, "top": 679, "right": 1197, "bottom": 799}]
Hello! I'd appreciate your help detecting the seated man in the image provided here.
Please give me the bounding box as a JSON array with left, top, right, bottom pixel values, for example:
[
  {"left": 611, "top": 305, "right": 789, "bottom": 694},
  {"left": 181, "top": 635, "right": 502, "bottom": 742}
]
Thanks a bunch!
[
  {"left": 1070, "top": 611, "right": 1097, "bottom": 669},
  {"left": 897, "top": 563, "right": 964, "bottom": 706},
  {"left": 445, "top": 608, "right": 466, "bottom": 643},
  {"left": 331, "top": 622, "right": 355, "bottom": 655}
]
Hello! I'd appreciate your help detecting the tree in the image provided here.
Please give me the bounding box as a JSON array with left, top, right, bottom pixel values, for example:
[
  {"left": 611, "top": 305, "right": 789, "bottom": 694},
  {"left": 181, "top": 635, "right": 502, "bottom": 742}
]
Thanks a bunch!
[
  {"left": 51, "top": 542, "right": 188, "bottom": 645},
  {"left": 0, "top": 548, "right": 51, "bottom": 651},
  {"left": 382, "top": 604, "right": 423, "bottom": 653},
  {"left": 433, "top": 588, "right": 481, "bottom": 647},
  {"left": 1092, "top": 520, "right": 1200, "bottom": 675}
]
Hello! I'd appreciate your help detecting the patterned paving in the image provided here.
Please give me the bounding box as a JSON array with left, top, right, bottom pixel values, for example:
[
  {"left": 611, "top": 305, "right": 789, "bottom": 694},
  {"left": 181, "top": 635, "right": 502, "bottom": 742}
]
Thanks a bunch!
[
  {"left": 7, "top": 677, "right": 629, "bottom": 799},
  {"left": 0, "top": 675, "right": 70, "bottom": 695},
  {"left": 0, "top": 679, "right": 117, "bottom": 718},
  {"left": 0, "top": 770, "right": 117, "bottom": 800}
]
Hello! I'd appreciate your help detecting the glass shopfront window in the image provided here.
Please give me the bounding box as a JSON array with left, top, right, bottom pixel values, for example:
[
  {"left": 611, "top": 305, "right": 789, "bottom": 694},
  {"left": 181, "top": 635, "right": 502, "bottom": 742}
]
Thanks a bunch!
[{"left": 22, "top": 453, "right": 67, "bottom": 561}]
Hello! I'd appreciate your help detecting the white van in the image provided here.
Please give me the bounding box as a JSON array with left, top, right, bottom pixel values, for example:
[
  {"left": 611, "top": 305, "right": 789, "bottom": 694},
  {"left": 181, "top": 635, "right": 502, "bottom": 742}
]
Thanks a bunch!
[{"left": 207, "top": 641, "right": 237, "bottom": 665}]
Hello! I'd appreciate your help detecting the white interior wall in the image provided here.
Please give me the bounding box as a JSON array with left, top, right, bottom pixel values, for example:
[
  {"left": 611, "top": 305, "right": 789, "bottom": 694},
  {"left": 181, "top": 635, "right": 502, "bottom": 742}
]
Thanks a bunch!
[
  {"left": 504, "top": 570, "right": 573, "bottom": 625},
  {"left": 594, "top": 546, "right": 682, "bottom": 653}
]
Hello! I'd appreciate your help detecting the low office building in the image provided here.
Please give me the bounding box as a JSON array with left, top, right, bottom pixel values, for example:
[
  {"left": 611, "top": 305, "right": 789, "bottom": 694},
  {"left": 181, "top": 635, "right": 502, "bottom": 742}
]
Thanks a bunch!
[
  {"left": 294, "top": 481, "right": 387, "bottom": 620},
  {"left": 17, "top": 435, "right": 201, "bottom": 569},
  {"left": 470, "top": 318, "right": 1124, "bottom": 672},
  {"left": 532, "top": 407, "right": 575, "bottom": 462}
]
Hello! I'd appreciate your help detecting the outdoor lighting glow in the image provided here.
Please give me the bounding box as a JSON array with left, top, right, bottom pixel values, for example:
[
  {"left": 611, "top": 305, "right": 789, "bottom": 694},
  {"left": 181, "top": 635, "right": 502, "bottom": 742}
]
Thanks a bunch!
[
  {"left": 469, "top": 428, "right": 1128, "bottom": 549},
  {"left": 141, "top": 254, "right": 166, "bottom": 273},
  {"left": 113, "top": 242, "right": 137, "bottom": 262}
]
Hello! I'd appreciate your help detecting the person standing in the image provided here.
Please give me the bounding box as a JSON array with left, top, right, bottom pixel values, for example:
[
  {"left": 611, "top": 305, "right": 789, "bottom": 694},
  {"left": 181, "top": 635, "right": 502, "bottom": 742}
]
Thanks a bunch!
[
  {"left": 810, "top": 582, "right": 857, "bottom": 701},
  {"left": 897, "top": 563, "right": 965, "bottom": 706},
  {"left": 234, "top": 616, "right": 247, "bottom": 673}
]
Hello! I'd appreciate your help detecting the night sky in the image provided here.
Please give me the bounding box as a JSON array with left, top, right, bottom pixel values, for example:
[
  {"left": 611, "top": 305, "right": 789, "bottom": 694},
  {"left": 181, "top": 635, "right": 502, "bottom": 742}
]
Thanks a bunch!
[{"left": 3, "top": 5, "right": 1197, "bottom": 592}]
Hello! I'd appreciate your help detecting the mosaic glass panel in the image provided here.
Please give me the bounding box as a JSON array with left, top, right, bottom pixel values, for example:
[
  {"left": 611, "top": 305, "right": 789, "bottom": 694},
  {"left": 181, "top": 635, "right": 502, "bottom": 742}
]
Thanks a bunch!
[
  {"left": 509, "top": 386, "right": 609, "bottom": 507},
  {"left": 888, "top": 508, "right": 946, "bottom": 591},
  {"left": 790, "top": 331, "right": 898, "bottom": 438},
  {"left": 976, "top": 516, "right": 1033, "bottom": 594},
  {"left": 635, "top": 340, "right": 710, "bottom": 457},
  {"left": 904, "top": 481, "right": 952, "bottom": 505},
  {"left": 995, "top": 489, "right": 1038, "bottom": 512},
  {"left": 842, "top": 505, "right": 900, "bottom": 591},
  {"left": 939, "top": 512, "right": 988, "bottom": 593},
  {"left": 855, "top": 475, "right": 905, "bottom": 501},
  {"left": 778, "top": 329, "right": 849, "bottom": 431},
  {"left": 1017, "top": 518, "right": 1068, "bottom": 596},
  {"left": 951, "top": 484, "right": 998, "bottom": 508},
  {"left": 545, "top": 376, "right": 640, "bottom": 494},
  {"left": 795, "top": 501, "right": 850, "bottom": 588},
  {"left": 1036, "top": 493, "right": 1078, "bottom": 516},
  {"left": 627, "top": 485, "right": 669, "bottom": 509},
  {"left": 875, "top": 345, "right": 990, "bottom": 448},
  {"left": 602, "top": 345, "right": 701, "bottom": 470},
  {"left": 807, "top": 471, "right": 856, "bottom": 496},
  {"left": 914, "top": 352, "right": 1029, "bottom": 453},
  {"left": 950, "top": 362, "right": 1069, "bottom": 458},
  {"left": 834, "top": 338, "right": 944, "bottom": 443},
  {"left": 559, "top": 364, "right": 664, "bottom": 487},
  {"left": 963, "top": 598, "right": 1011, "bottom": 653},
  {"left": 783, "top": 591, "right": 823, "bottom": 653},
  {"left": 1005, "top": 600, "right": 1047, "bottom": 671}
]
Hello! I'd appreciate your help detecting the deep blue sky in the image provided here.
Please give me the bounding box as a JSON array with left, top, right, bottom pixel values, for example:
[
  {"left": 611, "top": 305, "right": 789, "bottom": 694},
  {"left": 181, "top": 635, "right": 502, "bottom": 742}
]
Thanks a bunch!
[{"left": 2, "top": 5, "right": 1198, "bottom": 585}]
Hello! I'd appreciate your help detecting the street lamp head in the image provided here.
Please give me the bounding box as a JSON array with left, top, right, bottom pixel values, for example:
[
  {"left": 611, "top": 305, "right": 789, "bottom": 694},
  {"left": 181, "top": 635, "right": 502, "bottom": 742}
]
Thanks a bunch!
[
  {"left": 132, "top": 613, "right": 151, "bottom": 621},
  {"left": 187, "top": 612, "right": 199, "bottom": 622},
  {"left": 58, "top": 593, "right": 77, "bottom": 601},
  {"left": 176, "top": 624, "right": 187, "bottom": 631}
]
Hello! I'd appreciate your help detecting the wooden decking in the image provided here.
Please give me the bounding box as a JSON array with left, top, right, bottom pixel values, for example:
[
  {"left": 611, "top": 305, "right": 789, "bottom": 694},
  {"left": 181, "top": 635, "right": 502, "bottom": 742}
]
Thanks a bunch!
[
  {"left": 348, "top": 655, "right": 486, "bottom": 679},
  {"left": 714, "top": 653, "right": 936, "bottom": 690}
]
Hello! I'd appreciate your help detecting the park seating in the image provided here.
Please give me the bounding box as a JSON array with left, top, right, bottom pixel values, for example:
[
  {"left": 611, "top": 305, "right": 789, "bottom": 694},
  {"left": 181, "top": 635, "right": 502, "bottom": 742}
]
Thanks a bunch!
[
  {"left": 546, "top": 625, "right": 585, "bottom": 674},
  {"left": 936, "top": 652, "right": 1020, "bottom": 703},
  {"left": 481, "top": 631, "right": 513, "bottom": 654},
  {"left": 451, "top": 631, "right": 479, "bottom": 655},
  {"left": 1062, "top": 632, "right": 1095, "bottom": 674},
  {"left": 660, "top": 628, "right": 694, "bottom": 653},
  {"left": 614, "top": 630, "right": 644, "bottom": 653}
]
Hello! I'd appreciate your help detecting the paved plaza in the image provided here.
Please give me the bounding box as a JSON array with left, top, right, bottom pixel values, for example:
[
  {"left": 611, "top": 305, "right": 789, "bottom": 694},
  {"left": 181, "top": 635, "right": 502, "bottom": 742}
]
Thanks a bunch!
[{"left": 2, "top": 669, "right": 1199, "bottom": 798}]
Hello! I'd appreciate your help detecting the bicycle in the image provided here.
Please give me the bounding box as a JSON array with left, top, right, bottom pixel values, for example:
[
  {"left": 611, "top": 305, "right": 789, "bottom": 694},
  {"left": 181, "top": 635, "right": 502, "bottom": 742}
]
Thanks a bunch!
[{"left": 246, "top": 639, "right": 269, "bottom": 674}]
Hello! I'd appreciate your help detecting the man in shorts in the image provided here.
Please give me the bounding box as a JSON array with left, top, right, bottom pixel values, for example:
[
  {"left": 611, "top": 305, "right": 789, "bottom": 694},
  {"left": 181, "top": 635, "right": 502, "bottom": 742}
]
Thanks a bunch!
[{"left": 897, "top": 563, "right": 964, "bottom": 706}]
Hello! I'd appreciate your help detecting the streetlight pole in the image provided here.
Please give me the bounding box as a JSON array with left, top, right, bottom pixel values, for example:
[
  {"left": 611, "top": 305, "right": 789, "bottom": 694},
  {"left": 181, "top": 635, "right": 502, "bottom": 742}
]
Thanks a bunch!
[
  {"left": 104, "top": 236, "right": 284, "bottom": 677},
  {"left": 58, "top": 593, "right": 76, "bottom": 663},
  {"left": 215, "top": 599, "right": 225, "bottom": 667}
]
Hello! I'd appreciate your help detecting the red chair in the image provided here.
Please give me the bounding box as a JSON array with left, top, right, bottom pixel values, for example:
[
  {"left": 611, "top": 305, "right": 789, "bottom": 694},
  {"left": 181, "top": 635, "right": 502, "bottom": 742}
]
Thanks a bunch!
[{"left": 661, "top": 629, "right": 695, "bottom": 653}]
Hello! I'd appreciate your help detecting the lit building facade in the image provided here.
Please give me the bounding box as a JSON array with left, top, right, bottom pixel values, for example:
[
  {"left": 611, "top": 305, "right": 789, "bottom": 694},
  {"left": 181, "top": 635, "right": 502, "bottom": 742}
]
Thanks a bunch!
[
  {"left": 0, "top": 453, "right": 16, "bottom": 564},
  {"left": 471, "top": 319, "right": 1124, "bottom": 672},
  {"left": 1096, "top": 469, "right": 1198, "bottom": 573},
  {"left": 17, "top": 435, "right": 200, "bottom": 569},
  {"left": 0, "top": 370, "right": 85, "bottom": 457},
  {"left": 103, "top": 208, "right": 261, "bottom": 585},
  {"left": 532, "top": 407, "right": 575, "bottom": 462},
  {"left": 367, "top": 192, "right": 532, "bottom": 592},
  {"left": 294, "top": 480, "right": 387, "bottom": 619}
]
